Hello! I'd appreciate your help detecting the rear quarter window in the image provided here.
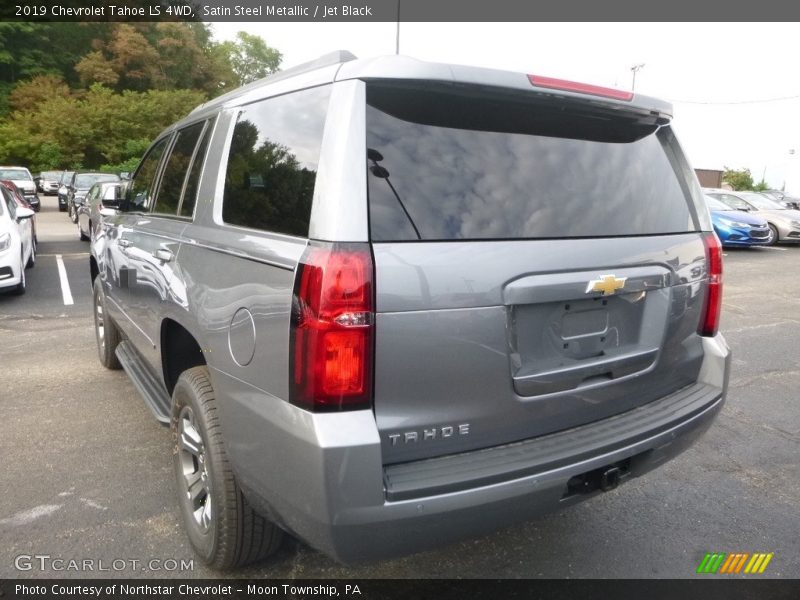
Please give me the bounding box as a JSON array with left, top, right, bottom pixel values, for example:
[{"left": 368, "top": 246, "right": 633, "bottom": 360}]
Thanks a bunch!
[
  {"left": 221, "top": 85, "right": 331, "bottom": 237},
  {"left": 366, "top": 83, "right": 698, "bottom": 241}
]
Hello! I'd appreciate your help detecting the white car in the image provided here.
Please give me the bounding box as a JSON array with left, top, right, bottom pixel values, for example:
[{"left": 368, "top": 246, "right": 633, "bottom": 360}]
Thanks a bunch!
[
  {"left": 0, "top": 185, "right": 35, "bottom": 294},
  {"left": 0, "top": 166, "right": 39, "bottom": 211}
]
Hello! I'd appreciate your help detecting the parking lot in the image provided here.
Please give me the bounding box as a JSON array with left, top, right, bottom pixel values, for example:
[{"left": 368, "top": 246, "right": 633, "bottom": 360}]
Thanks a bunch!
[{"left": 1, "top": 194, "right": 798, "bottom": 579}]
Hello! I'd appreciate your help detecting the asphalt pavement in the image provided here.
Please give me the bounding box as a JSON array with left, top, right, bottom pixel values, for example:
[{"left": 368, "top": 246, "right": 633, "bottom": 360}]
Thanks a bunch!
[{"left": 0, "top": 195, "right": 798, "bottom": 579}]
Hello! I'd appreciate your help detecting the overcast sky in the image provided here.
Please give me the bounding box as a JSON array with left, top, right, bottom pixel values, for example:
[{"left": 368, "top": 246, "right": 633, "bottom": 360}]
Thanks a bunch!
[{"left": 212, "top": 22, "right": 800, "bottom": 190}]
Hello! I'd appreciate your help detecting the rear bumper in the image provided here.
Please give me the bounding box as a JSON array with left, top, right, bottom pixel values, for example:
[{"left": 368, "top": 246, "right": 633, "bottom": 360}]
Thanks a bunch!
[{"left": 219, "top": 334, "right": 729, "bottom": 564}]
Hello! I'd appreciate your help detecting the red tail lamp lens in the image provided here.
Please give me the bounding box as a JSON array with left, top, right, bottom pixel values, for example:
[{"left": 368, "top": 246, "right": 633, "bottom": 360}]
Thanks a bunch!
[
  {"left": 699, "top": 232, "right": 723, "bottom": 337},
  {"left": 290, "top": 243, "right": 374, "bottom": 411}
]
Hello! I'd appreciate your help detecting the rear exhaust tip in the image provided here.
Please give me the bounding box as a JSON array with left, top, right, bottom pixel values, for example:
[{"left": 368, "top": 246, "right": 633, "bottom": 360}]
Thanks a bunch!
[{"left": 600, "top": 466, "right": 621, "bottom": 492}]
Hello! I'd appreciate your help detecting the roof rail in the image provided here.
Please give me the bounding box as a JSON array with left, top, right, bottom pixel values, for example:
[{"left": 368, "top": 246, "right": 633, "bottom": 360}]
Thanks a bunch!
[
  {"left": 277, "top": 50, "right": 358, "bottom": 79},
  {"left": 189, "top": 50, "right": 357, "bottom": 115}
]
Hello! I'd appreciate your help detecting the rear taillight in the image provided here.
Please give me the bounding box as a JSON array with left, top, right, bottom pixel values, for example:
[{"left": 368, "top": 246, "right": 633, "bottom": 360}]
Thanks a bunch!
[
  {"left": 290, "top": 242, "right": 374, "bottom": 411},
  {"left": 699, "top": 232, "right": 723, "bottom": 337},
  {"left": 527, "top": 74, "right": 634, "bottom": 102}
]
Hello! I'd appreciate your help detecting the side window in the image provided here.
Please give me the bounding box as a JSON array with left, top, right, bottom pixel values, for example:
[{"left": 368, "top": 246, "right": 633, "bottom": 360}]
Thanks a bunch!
[
  {"left": 128, "top": 136, "right": 170, "bottom": 212},
  {"left": 222, "top": 85, "right": 331, "bottom": 237},
  {"left": 153, "top": 121, "right": 206, "bottom": 216},
  {"left": 3, "top": 188, "right": 17, "bottom": 219},
  {"left": 717, "top": 194, "right": 746, "bottom": 210},
  {"left": 180, "top": 120, "right": 213, "bottom": 218}
]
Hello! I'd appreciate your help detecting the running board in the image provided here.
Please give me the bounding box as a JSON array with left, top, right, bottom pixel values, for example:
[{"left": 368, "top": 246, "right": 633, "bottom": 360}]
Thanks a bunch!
[{"left": 116, "top": 341, "right": 171, "bottom": 425}]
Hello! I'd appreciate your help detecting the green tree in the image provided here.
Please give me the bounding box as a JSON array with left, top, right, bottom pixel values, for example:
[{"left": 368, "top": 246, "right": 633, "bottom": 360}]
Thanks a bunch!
[
  {"left": 0, "top": 23, "right": 283, "bottom": 171},
  {"left": 753, "top": 179, "right": 769, "bottom": 192},
  {"left": 0, "top": 84, "right": 205, "bottom": 171},
  {"left": 722, "top": 167, "right": 755, "bottom": 191},
  {"left": 8, "top": 75, "right": 71, "bottom": 112},
  {"left": 213, "top": 32, "right": 282, "bottom": 88}
]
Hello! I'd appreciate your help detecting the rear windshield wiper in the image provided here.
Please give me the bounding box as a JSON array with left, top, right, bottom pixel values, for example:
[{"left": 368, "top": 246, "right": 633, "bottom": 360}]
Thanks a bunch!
[{"left": 367, "top": 148, "right": 422, "bottom": 240}]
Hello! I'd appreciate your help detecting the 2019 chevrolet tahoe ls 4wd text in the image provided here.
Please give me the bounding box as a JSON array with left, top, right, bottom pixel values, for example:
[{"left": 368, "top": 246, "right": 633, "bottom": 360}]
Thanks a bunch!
[{"left": 90, "top": 52, "right": 730, "bottom": 569}]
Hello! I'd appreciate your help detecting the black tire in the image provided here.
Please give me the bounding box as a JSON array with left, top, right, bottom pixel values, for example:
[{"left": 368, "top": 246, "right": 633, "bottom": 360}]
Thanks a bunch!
[
  {"left": 92, "top": 277, "right": 121, "bottom": 369},
  {"left": 766, "top": 224, "right": 779, "bottom": 246},
  {"left": 80, "top": 225, "right": 89, "bottom": 241},
  {"left": 13, "top": 253, "right": 26, "bottom": 295},
  {"left": 171, "top": 366, "right": 283, "bottom": 570},
  {"left": 25, "top": 242, "right": 35, "bottom": 268},
  {"left": 58, "top": 204, "right": 66, "bottom": 212}
]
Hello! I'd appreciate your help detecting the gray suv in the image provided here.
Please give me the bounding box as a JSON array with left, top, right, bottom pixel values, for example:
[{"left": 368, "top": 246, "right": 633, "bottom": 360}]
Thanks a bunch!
[{"left": 90, "top": 52, "right": 730, "bottom": 569}]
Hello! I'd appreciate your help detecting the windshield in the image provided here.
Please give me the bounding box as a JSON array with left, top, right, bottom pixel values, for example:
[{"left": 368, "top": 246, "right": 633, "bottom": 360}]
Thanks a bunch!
[
  {"left": 42, "top": 171, "right": 60, "bottom": 179},
  {"left": 705, "top": 196, "right": 731, "bottom": 211},
  {"left": 740, "top": 192, "right": 784, "bottom": 210},
  {"left": 0, "top": 168, "right": 32, "bottom": 181},
  {"left": 60, "top": 171, "right": 75, "bottom": 184},
  {"left": 75, "top": 173, "right": 119, "bottom": 188}
]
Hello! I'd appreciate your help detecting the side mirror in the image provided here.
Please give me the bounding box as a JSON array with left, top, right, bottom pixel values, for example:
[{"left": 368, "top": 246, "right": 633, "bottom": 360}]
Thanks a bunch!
[
  {"left": 102, "top": 199, "right": 122, "bottom": 209},
  {"left": 16, "top": 207, "right": 35, "bottom": 220},
  {"left": 119, "top": 172, "right": 130, "bottom": 180},
  {"left": 102, "top": 186, "right": 123, "bottom": 209}
]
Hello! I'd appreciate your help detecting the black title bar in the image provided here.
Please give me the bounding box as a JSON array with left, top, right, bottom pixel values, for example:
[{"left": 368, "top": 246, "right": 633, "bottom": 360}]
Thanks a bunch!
[
  {"left": 4, "top": 0, "right": 800, "bottom": 21},
  {"left": 3, "top": 579, "right": 800, "bottom": 600}
]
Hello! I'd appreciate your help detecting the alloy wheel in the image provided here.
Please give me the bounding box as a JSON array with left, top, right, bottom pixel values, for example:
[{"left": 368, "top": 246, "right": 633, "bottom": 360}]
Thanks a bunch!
[{"left": 178, "top": 406, "right": 213, "bottom": 532}]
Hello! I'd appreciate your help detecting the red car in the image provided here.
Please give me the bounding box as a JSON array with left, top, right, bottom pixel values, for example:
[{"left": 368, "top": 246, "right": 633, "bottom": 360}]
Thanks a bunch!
[{"left": 0, "top": 179, "right": 37, "bottom": 245}]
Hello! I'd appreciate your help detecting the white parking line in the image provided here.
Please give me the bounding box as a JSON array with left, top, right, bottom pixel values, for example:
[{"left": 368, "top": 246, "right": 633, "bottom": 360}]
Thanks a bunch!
[{"left": 55, "top": 254, "right": 74, "bottom": 306}]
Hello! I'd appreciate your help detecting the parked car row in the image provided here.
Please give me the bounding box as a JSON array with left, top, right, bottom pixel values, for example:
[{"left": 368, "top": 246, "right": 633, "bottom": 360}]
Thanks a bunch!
[
  {"left": 0, "top": 166, "right": 131, "bottom": 246},
  {"left": 43, "top": 169, "right": 124, "bottom": 240},
  {"left": 704, "top": 188, "right": 800, "bottom": 247}
]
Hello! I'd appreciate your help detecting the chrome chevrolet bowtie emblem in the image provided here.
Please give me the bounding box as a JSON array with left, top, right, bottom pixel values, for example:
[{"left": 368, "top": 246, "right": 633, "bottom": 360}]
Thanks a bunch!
[{"left": 586, "top": 274, "right": 627, "bottom": 295}]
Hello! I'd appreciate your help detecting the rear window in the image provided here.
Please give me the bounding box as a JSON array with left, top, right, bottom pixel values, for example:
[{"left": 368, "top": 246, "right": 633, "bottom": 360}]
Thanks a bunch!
[
  {"left": 0, "top": 168, "right": 31, "bottom": 181},
  {"left": 366, "top": 83, "right": 698, "bottom": 241},
  {"left": 76, "top": 173, "right": 119, "bottom": 188}
]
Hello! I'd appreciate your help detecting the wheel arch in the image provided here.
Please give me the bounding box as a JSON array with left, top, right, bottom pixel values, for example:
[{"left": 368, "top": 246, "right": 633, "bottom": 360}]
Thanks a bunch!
[
  {"left": 161, "top": 318, "right": 207, "bottom": 397},
  {"left": 89, "top": 255, "right": 99, "bottom": 283}
]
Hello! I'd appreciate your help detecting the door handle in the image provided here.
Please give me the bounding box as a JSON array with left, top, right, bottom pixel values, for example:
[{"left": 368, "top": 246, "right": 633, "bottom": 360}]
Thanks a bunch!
[{"left": 153, "top": 249, "right": 174, "bottom": 263}]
